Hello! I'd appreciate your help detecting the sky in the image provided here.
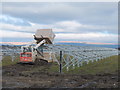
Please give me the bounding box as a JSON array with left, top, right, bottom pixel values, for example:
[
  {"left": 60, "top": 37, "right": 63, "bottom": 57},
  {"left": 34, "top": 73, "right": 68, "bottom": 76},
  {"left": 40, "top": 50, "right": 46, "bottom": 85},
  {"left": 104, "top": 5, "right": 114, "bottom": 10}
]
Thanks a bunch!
[{"left": 0, "top": 2, "right": 118, "bottom": 45}]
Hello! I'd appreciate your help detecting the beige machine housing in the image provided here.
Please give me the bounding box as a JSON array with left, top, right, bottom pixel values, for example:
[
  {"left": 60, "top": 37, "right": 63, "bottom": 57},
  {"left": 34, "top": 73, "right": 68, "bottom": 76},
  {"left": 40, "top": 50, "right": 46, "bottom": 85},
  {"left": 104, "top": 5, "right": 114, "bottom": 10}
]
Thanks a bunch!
[{"left": 34, "top": 29, "right": 55, "bottom": 44}]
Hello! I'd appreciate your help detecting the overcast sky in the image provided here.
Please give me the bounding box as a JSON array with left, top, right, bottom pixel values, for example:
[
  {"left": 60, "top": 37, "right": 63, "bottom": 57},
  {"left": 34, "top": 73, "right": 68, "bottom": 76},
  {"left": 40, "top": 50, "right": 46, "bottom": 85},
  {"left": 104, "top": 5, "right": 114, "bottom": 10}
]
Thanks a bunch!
[{"left": 0, "top": 2, "right": 118, "bottom": 44}]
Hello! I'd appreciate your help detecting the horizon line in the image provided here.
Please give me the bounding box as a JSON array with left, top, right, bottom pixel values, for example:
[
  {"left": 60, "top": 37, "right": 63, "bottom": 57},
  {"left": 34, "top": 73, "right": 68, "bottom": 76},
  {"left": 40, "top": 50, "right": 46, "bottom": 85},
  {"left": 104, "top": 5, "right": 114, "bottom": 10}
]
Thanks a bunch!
[{"left": 0, "top": 41, "right": 119, "bottom": 45}]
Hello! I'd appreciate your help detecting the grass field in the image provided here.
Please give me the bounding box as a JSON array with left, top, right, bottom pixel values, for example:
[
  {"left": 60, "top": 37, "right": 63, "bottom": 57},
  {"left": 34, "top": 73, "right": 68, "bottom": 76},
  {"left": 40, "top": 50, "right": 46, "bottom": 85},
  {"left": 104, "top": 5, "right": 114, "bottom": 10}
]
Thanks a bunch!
[
  {"left": 49, "top": 55, "right": 119, "bottom": 75},
  {"left": 1, "top": 55, "right": 20, "bottom": 66},
  {"left": 1, "top": 55, "right": 119, "bottom": 75}
]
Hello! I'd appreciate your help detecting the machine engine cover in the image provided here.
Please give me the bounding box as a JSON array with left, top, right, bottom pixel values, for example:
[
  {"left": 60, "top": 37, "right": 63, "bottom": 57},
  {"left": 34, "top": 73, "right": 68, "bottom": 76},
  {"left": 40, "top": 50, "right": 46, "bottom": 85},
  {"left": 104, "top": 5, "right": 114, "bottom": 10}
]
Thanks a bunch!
[{"left": 34, "top": 29, "right": 55, "bottom": 44}]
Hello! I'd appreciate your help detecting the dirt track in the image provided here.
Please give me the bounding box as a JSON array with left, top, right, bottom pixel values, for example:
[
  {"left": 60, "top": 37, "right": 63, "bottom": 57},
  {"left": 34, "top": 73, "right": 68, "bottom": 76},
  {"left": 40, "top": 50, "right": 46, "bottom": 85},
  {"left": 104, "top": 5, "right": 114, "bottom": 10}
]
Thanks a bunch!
[{"left": 2, "top": 63, "right": 119, "bottom": 88}]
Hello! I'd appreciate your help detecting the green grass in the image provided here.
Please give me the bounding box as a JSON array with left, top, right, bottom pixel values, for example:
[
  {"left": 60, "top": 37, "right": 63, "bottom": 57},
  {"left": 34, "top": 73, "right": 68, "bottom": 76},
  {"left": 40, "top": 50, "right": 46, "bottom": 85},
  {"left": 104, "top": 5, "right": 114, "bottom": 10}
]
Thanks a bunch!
[
  {"left": 48, "top": 62, "right": 59, "bottom": 73},
  {"left": 49, "top": 55, "right": 119, "bottom": 75},
  {"left": 65, "top": 55, "right": 119, "bottom": 75},
  {"left": 1, "top": 55, "right": 119, "bottom": 75},
  {"left": 1, "top": 55, "right": 20, "bottom": 66}
]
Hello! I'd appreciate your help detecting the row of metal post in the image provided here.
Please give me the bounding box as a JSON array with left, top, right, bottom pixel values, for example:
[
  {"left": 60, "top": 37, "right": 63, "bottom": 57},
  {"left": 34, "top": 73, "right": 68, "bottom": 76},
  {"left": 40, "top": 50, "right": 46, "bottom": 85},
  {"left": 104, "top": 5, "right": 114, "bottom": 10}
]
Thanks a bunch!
[{"left": 59, "top": 50, "right": 118, "bottom": 73}]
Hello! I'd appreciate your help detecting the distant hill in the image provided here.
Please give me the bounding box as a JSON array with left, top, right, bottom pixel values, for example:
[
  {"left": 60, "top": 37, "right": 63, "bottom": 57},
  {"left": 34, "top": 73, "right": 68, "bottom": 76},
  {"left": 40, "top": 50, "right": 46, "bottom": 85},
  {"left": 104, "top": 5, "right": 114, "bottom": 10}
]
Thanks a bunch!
[
  {"left": 0, "top": 43, "right": 14, "bottom": 46},
  {"left": 0, "top": 42, "right": 119, "bottom": 49},
  {"left": 55, "top": 42, "right": 118, "bottom": 49},
  {"left": 0, "top": 43, "right": 26, "bottom": 46}
]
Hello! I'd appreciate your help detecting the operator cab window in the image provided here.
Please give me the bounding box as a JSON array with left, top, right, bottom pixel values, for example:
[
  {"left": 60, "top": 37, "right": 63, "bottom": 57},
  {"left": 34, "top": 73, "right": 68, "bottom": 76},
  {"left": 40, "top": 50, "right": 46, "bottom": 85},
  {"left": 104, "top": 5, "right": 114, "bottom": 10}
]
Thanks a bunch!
[{"left": 21, "top": 54, "right": 31, "bottom": 57}]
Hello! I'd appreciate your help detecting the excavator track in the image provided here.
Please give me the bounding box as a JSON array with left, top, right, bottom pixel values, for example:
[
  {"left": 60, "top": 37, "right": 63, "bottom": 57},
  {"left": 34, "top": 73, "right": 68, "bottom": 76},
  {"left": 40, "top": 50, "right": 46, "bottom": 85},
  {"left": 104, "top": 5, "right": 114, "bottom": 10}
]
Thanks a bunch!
[{"left": 34, "top": 59, "right": 48, "bottom": 65}]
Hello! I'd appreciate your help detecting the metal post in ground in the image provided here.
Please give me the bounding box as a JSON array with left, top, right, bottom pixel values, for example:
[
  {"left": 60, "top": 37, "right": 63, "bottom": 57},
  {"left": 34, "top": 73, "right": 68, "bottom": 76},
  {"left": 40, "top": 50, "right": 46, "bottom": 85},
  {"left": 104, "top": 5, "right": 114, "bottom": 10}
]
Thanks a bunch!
[
  {"left": 66, "top": 54, "right": 69, "bottom": 71},
  {"left": 59, "top": 51, "right": 62, "bottom": 73}
]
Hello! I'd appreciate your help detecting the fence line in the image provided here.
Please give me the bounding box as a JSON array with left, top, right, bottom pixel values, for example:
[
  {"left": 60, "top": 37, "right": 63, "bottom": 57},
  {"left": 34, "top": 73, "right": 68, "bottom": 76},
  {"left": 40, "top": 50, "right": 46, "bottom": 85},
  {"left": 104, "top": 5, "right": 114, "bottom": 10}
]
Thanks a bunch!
[{"left": 45, "top": 45, "right": 119, "bottom": 71}]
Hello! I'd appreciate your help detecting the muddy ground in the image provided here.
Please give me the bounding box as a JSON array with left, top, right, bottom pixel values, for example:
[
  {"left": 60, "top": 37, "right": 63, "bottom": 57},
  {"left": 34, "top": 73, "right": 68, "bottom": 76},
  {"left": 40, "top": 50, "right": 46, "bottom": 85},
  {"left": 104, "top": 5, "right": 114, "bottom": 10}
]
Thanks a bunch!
[{"left": 2, "top": 63, "right": 119, "bottom": 89}]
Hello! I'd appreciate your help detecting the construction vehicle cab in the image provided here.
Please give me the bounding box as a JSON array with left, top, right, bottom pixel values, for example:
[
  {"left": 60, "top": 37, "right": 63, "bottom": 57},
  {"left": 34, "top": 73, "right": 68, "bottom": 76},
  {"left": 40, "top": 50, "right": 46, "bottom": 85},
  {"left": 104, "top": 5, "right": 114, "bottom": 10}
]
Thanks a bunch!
[{"left": 20, "top": 52, "right": 32, "bottom": 62}]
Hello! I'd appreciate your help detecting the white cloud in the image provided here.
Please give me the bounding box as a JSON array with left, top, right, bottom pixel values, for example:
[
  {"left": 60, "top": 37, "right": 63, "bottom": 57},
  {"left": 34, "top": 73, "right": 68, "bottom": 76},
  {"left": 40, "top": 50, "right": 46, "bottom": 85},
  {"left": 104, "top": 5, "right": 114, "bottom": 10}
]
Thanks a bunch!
[
  {"left": 54, "top": 21, "right": 82, "bottom": 32},
  {"left": 54, "top": 21, "right": 117, "bottom": 33},
  {"left": 0, "top": 15, "right": 24, "bottom": 23},
  {"left": 0, "top": 15, "right": 30, "bottom": 26},
  {"left": 0, "top": 30, "right": 33, "bottom": 38},
  {"left": 1, "top": 20, "right": 117, "bottom": 34},
  {"left": 56, "top": 33, "right": 118, "bottom": 43},
  {"left": 55, "top": 21, "right": 82, "bottom": 27}
]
